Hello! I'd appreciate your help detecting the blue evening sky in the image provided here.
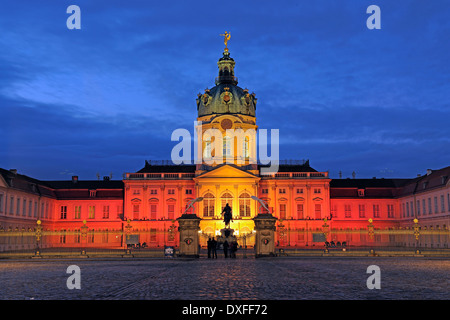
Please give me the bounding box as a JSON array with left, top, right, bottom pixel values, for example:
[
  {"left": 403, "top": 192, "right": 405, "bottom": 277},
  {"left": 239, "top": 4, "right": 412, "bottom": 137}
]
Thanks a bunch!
[{"left": 1, "top": 0, "right": 449, "bottom": 180}]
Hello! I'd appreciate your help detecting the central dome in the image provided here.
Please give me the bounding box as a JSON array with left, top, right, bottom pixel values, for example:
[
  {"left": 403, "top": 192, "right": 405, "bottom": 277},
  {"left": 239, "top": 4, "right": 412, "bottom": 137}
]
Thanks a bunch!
[{"left": 196, "top": 50, "right": 257, "bottom": 117}]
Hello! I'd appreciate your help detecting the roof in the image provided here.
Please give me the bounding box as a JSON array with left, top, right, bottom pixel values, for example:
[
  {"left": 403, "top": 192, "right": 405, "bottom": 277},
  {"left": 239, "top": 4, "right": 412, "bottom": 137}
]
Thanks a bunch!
[
  {"left": 0, "top": 168, "right": 56, "bottom": 198},
  {"left": 137, "top": 161, "right": 196, "bottom": 173}
]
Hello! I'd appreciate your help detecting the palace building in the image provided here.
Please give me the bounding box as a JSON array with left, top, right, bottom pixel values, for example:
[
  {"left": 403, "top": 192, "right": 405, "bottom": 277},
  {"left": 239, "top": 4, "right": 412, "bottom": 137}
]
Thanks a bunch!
[{"left": 1, "top": 43, "right": 449, "bottom": 251}]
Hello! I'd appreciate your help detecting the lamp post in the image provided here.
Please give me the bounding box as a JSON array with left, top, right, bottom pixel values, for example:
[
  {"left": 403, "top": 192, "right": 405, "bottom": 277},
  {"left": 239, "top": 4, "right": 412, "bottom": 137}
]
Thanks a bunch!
[
  {"left": 413, "top": 218, "right": 420, "bottom": 254},
  {"left": 368, "top": 218, "right": 375, "bottom": 255},
  {"left": 34, "top": 220, "right": 42, "bottom": 256},
  {"left": 80, "top": 220, "right": 88, "bottom": 255}
]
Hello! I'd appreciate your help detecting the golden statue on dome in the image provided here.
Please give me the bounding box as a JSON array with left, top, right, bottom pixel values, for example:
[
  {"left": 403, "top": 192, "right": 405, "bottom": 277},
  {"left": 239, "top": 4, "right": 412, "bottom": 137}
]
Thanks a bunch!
[{"left": 220, "top": 31, "right": 231, "bottom": 50}]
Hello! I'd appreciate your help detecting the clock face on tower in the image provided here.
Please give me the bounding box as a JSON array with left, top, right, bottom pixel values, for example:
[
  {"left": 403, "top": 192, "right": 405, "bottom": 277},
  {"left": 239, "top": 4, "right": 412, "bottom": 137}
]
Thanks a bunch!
[{"left": 221, "top": 118, "right": 233, "bottom": 130}]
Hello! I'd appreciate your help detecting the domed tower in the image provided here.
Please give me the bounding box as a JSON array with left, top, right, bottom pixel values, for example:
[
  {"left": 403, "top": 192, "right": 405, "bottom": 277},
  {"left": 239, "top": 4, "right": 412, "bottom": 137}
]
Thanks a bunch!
[{"left": 196, "top": 33, "right": 258, "bottom": 170}]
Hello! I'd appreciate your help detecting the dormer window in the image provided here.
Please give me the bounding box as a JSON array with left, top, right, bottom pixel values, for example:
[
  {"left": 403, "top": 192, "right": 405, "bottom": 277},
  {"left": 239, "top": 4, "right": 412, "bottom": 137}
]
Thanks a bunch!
[
  {"left": 89, "top": 190, "right": 97, "bottom": 198},
  {"left": 358, "top": 189, "right": 365, "bottom": 197}
]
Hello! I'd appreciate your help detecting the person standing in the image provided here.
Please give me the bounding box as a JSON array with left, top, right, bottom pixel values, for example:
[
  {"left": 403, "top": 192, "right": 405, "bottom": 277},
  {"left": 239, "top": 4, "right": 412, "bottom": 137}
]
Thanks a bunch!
[
  {"left": 207, "top": 238, "right": 212, "bottom": 258},
  {"left": 223, "top": 240, "right": 229, "bottom": 258},
  {"left": 211, "top": 238, "right": 217, "bottom": 259}
]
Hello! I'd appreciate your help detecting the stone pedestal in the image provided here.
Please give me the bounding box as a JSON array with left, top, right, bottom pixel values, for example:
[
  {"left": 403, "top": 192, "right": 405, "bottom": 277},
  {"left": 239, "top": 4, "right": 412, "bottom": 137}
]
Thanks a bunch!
[
  {"left": 253, "top": 213, "right": 277, "bottom": 257},
  {"left": 177, "top": 214, "right": 201, "bottom": 258}
]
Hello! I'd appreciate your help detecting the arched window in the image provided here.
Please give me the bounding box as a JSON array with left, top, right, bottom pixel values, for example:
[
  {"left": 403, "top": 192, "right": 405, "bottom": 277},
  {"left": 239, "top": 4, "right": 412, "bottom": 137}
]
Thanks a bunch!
[
  {"left": 239, "top": 192, "right": 251, "bottom": 217},
  {"left": 203, "top": 193, "right": 215, "bottom": 218},
  {"left": 221, "top": 192, "right": 233, "bottom": 213}
]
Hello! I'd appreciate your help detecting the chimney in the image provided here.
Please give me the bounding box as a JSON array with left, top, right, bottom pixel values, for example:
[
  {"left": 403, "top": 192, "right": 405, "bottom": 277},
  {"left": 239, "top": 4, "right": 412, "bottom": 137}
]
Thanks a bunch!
[
  {"left": 72, "top": 176, "right": 78, "bottom": 183},
  {"left": 9, "top": 169, "right": 17, "bottom": 174},
  {"left": 426, "top": 169, "right": 432, "bottom": 176}
]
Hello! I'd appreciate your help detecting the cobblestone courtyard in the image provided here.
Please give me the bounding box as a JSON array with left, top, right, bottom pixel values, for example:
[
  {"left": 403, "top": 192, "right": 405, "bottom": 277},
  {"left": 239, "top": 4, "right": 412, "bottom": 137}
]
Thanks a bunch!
[{"left": 0, "top": 257, "right": 448, "bottom": 300}]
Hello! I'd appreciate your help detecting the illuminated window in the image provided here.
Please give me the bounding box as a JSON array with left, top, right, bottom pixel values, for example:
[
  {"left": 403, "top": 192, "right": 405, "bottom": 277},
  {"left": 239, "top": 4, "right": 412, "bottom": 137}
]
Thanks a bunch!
[
  {"left": 223, "top": 136, "right": 231, "bottom": 159},
  {"left": 204, "top": 138, "right": 212, "bottom": 159},
  {"left": 150, "top": 204, "right": 157, "bottom": 220},
  {"left": 344, "top": 205, "right": 351, "bottom": 218},
  {"left": 168, "top": 204, "right": 175, "bottom": 220},
  {"left": 88, "top": 206, "right": 95, "bottom": 219},
  {"left": 314, "top": 204, "right": 321, "bottom": 219},
  {"left": 60, "top": 206, "right": 67, "bottom": 219},
  {"left": 221, "top": 192, "right": 233, "bottom": 212},
  {"left": 359, "top": 204, "right": 365, "bottom": 218},
  {"left": 74, "top": 206, "right": 81, "bottom": 219},
  {"left": 243, "top": 137, "right": 249, "bottom": 158},
  {"left": 279, "top": 204, "right": 286, "bottom": 219},
  {"left": 239, "top": 192, "right": 251, "bottom": 217},
  {"left": 373, "top": 204, "right": 380, "bottom": 218},
  {"left": 388, "top": 204, "right": 395, "bottom": 218},
  {"left": 297, "top": 203, "right": 304, "bottom": 219},
  {"left": 133, "top": 204, "right": 139, "bottom": 220},
  {"left": 203, "top": 193, "right": 215, "bottom": 218},
  {"left": 103, "top": 206, "right": 109, "bottom": 219}
]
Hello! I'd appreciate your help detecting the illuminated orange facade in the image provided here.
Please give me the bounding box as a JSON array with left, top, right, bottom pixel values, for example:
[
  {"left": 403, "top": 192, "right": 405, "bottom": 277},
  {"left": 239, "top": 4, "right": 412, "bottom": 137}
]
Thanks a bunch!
[{"left": 1, "top": 47, "right": 449, "bottom": 251}]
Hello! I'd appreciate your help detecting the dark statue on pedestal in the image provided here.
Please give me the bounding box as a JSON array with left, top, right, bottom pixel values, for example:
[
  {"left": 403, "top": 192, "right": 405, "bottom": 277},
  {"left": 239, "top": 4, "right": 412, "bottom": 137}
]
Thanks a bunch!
[{"left": 222, "top": 203, "right": 232, "bottom": 227}]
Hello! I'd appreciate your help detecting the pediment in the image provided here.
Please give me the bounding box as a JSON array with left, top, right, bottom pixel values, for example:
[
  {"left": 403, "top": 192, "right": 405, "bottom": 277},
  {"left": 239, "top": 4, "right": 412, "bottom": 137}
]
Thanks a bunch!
[{"left": 195, "top": 164, "right": 259, "bottom": 180}]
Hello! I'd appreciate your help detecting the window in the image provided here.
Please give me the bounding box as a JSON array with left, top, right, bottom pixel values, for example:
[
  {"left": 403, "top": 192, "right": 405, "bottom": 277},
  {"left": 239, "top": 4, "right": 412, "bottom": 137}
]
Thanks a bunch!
[
  {"left": 60, "top": 230, "right": 66, "bottom": 244},
  {"left": 74, "top": 206, "right": 81, "bottom": 219},
  {"left": 314, "top": 188, "right": 321, "bottom": 194},
  {"left": 103, "top": 206, "right": 109, "bottom": 219},
  {"left": 406, "top": 202, "right": 410, "bottom": 217},
  {"left": 314, "top": 204, "right": 321, "bottom": 219},
  {"left": 223, "top": 135, "right": 231, "bottom": 159},
  {"left": 34, "top": 202, "right": 37, "bottom": 218},
  {"left": 168, "top": 204, "right": 175, "bottom": 220},
  {"left": 150, "top": 189, "right": 158, "bottom": 195},
  {"left": 9, "top": 197, "right": 14, "bottom": 214},
  {"left": 297, "top": 188, "right": 303, "bottom": 194},
  {"left": 133, "top": 204, "right": 139, "bottom": 220},
  {"left": 359, "top": 204, "right": 365, "bottom": 218},
  {"left": 330, "top": 204, "right": 337, "bottom": 218},
  {"left": 344, "top": 205, "right": 351, "bottom": 218},
  {"left": 387, "top": 204, "right": 394, "bottom": 218},
  {"left": 89, "top": 190, "right": 96, "bottom": 197},
  {"left": 279, "top": 189, "right": 286, "bottom": 194},
  {"left": 0, "top": 193, "right": 3, "bottom": 213},
  {"left": 204, "top": 138, "right": 212, "bottom": 159},
  {"left": 117, "top": 205, "right": 123, "bottom": 219},
  {"left": 297, "top": 203, "right": 304, "bottom": 219},
  {"left": 28, "top": 201, "right": 32, "bottom": 217},
  {"left": 239, "top": 192, "right": 251, "bottom": 217},
  {"left": 185, "top": 189, "right": 193, "bottom": 195},
  {"left": 133, "top": 189, "right": 140, "bottom": 195},
  {"left": 261, "top": 189, "right": 268, "bottom": 194},
  {"left": 203, "top": 193, "right": 215, "bottom": 218},
  {"left": 373, "top": 204, "right": 380, "bottom": 218},
  {"left": 150, "top": 204, "right": 157, "bottom": 220},
  {"left": 417, "top": 200, "right": 421, "bottom": 216},
  {"left": 88, "top": 206, "right": 95, "bottom": 219},
  {"left": 16, "top": 198, "right": 20, "bottom": 216},
  {"left": 279, "top": 204, "right": 286, "bottom": 220},
  {"left": 168, "top": 189, "right": 175, "bottom": 195},
  {"left": 428, "top": 198, "right": 432, "bottom": 214},
  {"left": 358, "top": 189, "right": 365, "bottom": 197},
  {"left": 422, "top": 199, "right": 426, "bottom": 216},
  {"left": 243, "top": 137, "right": 249, "bottom": 159},
  {"left": 22, "top": 199, "right": 26, "bottom": 216},
  {"left": 60, "top": 206, "right": 67, "bottom": 219},
  {"left": 221, "top": 192, "right": 233, "bottom": 212},
  {"left": 434, "top": 196, "right": 438, "bottom": 213},
  {"left": 448, "top": 194, "right": 450, "bottom": 212}
]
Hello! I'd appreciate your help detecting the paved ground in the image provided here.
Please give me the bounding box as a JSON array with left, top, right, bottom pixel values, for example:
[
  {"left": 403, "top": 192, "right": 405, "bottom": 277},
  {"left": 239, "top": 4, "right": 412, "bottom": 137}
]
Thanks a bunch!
[{"left": 0, "top": 257, "right": 448, "bottom": 300}]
